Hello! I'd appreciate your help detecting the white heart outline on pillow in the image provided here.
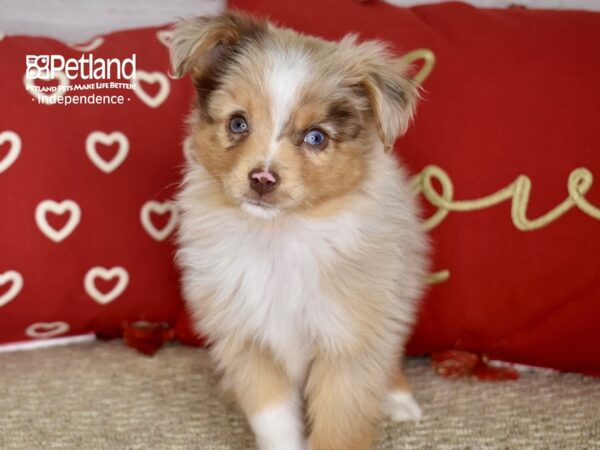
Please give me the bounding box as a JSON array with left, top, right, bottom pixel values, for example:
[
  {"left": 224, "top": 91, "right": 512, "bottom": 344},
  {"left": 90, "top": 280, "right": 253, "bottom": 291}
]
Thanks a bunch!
[
  {"left": 140, "top": 201, "right": 178, "bottom": 241},
  {"left": 35, "top": 199, "right": 81, "bottom": 243},
  {"left": 85, "top": 131, "right": 129, "bottom": 173},
  {"left": 156, "top": 30, "right": 173, "bottom": 49},
  {"left": 23, "top": 71, "right": 69, "bottom": 103},
  {"left": 84, "top": 266, "right": 129, "bottom": 305},
  {"left": 25, "top": 321, "right": 70, "bottom": 338},
  {"left": 132, "top": 70, "right": 170, "bottom": 108},
  {"left": 70, "top": 37, "right": 105, "bottom": 52},
  {"left": 0, "top": 131, "right": 21, "bottom": 174},
  {"left": 0, "top": 270, "right": 23, "bottom": 308}
]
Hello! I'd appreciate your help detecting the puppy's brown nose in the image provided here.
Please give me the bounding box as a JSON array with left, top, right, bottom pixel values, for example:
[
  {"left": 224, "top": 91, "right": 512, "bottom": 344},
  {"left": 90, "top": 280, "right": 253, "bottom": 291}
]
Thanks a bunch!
[{"left": 248, "top": 168, "right": 280, "bottom": 195}]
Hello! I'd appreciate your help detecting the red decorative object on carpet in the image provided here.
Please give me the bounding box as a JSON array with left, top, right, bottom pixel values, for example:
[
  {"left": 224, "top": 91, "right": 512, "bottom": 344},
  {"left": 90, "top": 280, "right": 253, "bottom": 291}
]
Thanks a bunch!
[
  {"left": 122, "top": 321, "right": 175, "bottom": 356},
  {"left": 432, "top": 350, "right": 519, "bottom": 381}
]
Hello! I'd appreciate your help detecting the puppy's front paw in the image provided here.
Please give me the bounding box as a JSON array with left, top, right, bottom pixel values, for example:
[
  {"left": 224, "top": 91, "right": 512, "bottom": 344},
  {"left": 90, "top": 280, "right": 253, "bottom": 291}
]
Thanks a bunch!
[
  {"left": 384, "top": 391, "right": 422, "bottom": 422},
  {"left": 251, "top": 400, "right": 306, "bottom": 450}
]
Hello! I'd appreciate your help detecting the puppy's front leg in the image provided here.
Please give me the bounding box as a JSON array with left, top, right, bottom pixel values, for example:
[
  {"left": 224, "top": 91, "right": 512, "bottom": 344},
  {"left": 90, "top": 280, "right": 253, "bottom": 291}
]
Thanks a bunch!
[
  {"left": 384, "top": 365, "right": 422, "bottom": 422},
  {"left": 219, "top": 343, "right": 305, "bottom": 450},
  {"left": 305, "top": 352, "right": 390, "bottom": 450}
]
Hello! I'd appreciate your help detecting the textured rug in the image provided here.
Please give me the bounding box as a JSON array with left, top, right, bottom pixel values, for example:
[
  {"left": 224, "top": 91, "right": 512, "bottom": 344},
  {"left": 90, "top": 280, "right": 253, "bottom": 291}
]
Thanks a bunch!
[{"left": 0, "top": 341, "right": 599, "bottom": 450}]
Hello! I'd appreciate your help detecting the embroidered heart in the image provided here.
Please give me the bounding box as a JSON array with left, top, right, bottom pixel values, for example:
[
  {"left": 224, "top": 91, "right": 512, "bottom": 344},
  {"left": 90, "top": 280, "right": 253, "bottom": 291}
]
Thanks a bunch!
[
  {"left": 0, "top": 271, "right": 23, "bottom": 307},
  {"left": 140, "top": 201, "right": 178, "bottom": 241},
  {"left": 132, "top": 70, "right": 170, "bottom": 108},
  {"left": 23, "top": 70, "right": 69, "bottom": 103},
  {"left": 35, "top": 199, "right": 81, "bottom": 242},
  {"left": 0, "top": 131, "right": 21, "bottom": 174},
  {"left": 86, "top": 131, "right": 129, "bottom": 173},
  {"left": 25, "top": 321, "right": 70, "bottom": 338},
  {"left": 84, "top": 266, "right": 129, "bottom": 305},
  {"left": 70, "top": 36, "right": 105, "bottom": 52},
  {"left": 156, "top": 30, "right": 173, "bottom": 49}
]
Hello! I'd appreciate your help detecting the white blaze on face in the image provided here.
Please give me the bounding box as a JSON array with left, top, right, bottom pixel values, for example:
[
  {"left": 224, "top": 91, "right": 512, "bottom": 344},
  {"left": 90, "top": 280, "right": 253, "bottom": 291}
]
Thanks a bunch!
[{"left": 264, "top": 48, "right": 310, "bottom": 168}]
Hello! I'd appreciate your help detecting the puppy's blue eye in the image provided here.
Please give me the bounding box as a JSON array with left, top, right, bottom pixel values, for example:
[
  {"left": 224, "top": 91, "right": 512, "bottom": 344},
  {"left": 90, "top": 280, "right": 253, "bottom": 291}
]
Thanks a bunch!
[
  {"left": 303, "top": 129, "right": 326, "bottom": 147},
  {"left": 229, "top": 116, "right": 248, "bottom": 134}
]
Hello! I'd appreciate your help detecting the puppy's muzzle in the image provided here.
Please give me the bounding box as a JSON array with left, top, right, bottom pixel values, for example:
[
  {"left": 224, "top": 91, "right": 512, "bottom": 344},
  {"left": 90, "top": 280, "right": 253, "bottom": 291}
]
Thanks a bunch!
[{"left": 248, "top": 168, "right": 280, "bottom": 195}]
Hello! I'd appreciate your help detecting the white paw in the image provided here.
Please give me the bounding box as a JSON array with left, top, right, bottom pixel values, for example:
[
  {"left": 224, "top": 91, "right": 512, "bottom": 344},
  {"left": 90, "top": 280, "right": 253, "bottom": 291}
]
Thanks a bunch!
[
  {"left": 251, "top": 398, "right": 306, "bottom": 450},
  {"left": 384, "top": 391, "right": 422, "bottom": 422}
]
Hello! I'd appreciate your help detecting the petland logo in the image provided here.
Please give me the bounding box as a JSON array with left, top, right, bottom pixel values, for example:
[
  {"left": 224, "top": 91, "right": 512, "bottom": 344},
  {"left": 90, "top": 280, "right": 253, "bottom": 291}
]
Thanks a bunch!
[
  {"left": 26, "top": 54, "right": 136, "bottom": 80},
  {"left": 25, "top": 54, "right": 137, "bottom": 106}
]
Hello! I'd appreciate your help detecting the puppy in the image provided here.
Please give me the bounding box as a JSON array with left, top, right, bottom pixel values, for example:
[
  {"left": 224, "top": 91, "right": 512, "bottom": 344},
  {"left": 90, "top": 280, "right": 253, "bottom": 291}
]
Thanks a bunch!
[{"left": 172, "top": 12, "right": 429, "bottom": 450}]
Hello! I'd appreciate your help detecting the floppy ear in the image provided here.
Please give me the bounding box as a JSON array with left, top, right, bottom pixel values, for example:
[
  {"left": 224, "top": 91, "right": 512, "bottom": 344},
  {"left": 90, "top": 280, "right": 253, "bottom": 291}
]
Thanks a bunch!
[
  {"left": 358, "top": 41, "right": 419, "bottom": 151},
  {"left": 170, "top": 12, "right": 267, "bottom": 80}
]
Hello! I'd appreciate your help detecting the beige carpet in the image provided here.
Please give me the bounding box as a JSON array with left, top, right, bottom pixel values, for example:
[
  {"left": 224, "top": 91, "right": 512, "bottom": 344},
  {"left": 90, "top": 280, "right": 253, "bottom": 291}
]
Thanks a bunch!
[{"left": 0, "top": 341, "right": 599, "bottom": 450}]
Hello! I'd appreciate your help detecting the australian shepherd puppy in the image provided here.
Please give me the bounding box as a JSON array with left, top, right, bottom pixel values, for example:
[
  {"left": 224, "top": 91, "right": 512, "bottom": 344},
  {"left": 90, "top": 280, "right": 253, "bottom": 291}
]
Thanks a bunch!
[{"left": 172, "top": 12, "right": 429, "bottom": 450}]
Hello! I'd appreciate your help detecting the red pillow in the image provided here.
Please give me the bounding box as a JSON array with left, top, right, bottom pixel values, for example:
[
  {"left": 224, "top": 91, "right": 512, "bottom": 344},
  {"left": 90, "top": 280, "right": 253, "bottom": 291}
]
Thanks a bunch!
[
  {"left": 0, "top": 27, "right": 192, "bottom": 344},
  {"left": 229, "top": 0, "right": 600, "bottom": 374}
]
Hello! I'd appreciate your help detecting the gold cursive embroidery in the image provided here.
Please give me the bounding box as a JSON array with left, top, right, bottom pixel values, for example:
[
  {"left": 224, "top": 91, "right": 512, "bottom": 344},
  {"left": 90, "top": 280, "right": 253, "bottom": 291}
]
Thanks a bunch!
[
  {"left": 400, "top": 49, "right": 599, "bottom": 283},
  {"left": 400, "top": 49, "right": 436, "bottom": 84},
  {"left": 414, "top": 166, "right": 600, "bottom": 284},
  {"left": 413, "top": 165, "right": 600, "bottom": 232},
  {"left": 427, "top": 270, "right": 451, "bottom": 285}
]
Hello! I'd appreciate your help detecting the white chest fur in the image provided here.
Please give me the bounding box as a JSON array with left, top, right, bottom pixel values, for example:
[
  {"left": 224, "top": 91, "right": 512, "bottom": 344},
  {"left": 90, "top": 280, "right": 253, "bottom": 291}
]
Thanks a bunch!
[{"left": 177, "top": 199, "right": 364, "bottom": 379}]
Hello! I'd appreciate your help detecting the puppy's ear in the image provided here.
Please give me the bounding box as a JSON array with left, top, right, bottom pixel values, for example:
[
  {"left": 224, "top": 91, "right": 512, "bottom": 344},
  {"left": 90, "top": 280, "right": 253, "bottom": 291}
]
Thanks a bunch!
[
  {"left": 357, "top": 41, "right": 419, "bottom": 151},
  {"left": 170, "top": 12, "right": 267, "bottom": 79}
]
